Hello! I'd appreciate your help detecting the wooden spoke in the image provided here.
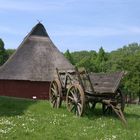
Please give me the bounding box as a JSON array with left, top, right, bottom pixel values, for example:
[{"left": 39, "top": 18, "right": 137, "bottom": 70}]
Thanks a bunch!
[
  {"left": 52, "top": 99, "right": 56, "bottom": 108},
  {"left": 50, "top": 95, "right": 56, "bottom": 102},
  {"left": 68, "top": 96, "right": 75, "bottom": 102},
  {"left": 77, "top": 104, "right": 81, "bottom": 116},
  {"left": 49, "top": 79, "right": 62, "bottom": 108},
  {"left": 78, "top": 103, "right": 82, "bottom": 109},
  {"left": 52, "top": 83, "right": 56, "bottom": 91},
  {"left": 51, "top": 88, "right": 56, "bottom": 95},
  {"left": 66, "top": 84, "right": 85, "bottom": 116},
  {"left": 70, "top": 104, "right": 75, "bottom": 112},
  {"left": 70, "top": 90, "right": 76, "bottom": 99}
]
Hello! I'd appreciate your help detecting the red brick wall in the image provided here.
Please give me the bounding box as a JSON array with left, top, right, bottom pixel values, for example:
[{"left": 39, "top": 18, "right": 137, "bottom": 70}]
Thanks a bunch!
[{"left": 0, "top": 80, "right": 50, "bottom": 99}]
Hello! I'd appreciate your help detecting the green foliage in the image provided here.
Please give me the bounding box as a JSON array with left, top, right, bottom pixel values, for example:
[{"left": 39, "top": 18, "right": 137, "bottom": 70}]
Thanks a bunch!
[
  {"left": 64, "top": 50, "right": 98, "bottom": 71},
  {"left": 108, "top": 43, "right": 140, "bottom": 96},
  {"left": 95, "top": 47, "right": 108, "bottom": 72},
  {"left": 6, "top": 49, "right": 16, "bottom": 58},
  {"left": 0, "top": 96, "right": 140, "bottom": 140},
  {"left": 0, "top": 39, "right": 8, "bottom": 65},
  {"left": 96, "top": 47, "right": 107, "bottom": 62},
  {"left": 64, "top": 43, "right": 140, "bottom": 96},
  {"left": 0, "top": 39, "right": 15, "bottom": 66},
  {"left": 64, "top": 49, "right": 75, "bottom": 65}
]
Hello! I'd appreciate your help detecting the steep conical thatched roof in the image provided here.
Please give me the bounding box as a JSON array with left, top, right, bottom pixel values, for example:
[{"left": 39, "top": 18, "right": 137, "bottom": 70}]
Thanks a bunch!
[{"left": 0, "top": 23, "right": 74, "bottom": 81}]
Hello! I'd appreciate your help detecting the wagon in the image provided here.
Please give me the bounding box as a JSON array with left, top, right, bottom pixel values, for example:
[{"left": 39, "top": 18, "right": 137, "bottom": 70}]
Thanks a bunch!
[{"left": 49, "top": 68, "right": 126, "bottom": 124}]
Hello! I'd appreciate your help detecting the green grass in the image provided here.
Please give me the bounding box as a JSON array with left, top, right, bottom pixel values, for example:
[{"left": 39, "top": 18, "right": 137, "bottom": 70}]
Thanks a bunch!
[{"left": 0, "top": 96, "right": 140, "bottom": 140}]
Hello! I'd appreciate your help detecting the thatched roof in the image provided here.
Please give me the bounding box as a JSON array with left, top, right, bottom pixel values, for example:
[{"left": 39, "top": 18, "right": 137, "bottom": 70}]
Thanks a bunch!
[{"left": 0, "top": 23, "right": 74, "bottom": 81}]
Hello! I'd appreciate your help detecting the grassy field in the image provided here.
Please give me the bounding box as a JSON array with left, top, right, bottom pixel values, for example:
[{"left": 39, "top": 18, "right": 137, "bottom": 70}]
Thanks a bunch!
[{"left": 0, "top": 96, "right": 140, "bottom": 140}]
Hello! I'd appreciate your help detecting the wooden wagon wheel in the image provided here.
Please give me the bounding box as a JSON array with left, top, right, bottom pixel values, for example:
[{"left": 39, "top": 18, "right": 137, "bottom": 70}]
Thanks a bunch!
[
  {"left": 49, "top": 79, "right": 62, "bottom": 108},
  {"left": 102, "top": 89, "right": 125, "bottom": 114},
  {"left": 115, "top": 89, "right": 125, "bottom": 112},
  {"left": 66, "top": 84, "right": 85, "bottom": 116}
]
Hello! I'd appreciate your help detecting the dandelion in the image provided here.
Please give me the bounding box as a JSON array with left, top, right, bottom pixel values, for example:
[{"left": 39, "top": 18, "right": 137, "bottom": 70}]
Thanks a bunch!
[
  {"left": 0, "top": 129, "right": 7, "bottom": 134},
  {"left": 112, "top": 135, "right": 117, "bottom": 139},
  {"left": 101, "top": 123, "right": 105, "bottom": 128},
  {"left": 22, "top": 123, "right": 25, "bottom": 126}
]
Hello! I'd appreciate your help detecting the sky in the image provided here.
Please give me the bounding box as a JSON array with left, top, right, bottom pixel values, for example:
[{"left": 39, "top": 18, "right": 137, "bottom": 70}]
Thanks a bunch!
[{"left": 0, "top": 0, "right": 140, "bottom": 52}]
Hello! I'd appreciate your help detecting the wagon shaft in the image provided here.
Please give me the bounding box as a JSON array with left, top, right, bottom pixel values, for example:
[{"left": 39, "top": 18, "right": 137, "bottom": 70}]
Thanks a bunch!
[{"left": 102, "top": 99, "right": 127, "bottom": 125}]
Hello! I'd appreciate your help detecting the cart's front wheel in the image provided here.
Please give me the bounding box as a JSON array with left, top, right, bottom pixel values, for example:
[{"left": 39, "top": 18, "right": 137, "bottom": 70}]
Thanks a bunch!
[
  {"left": 66, "top": 84, "right": 85, "bottom": 116},
  {"left": 49, "top": 79, "right": 62, "bottom": 108}
]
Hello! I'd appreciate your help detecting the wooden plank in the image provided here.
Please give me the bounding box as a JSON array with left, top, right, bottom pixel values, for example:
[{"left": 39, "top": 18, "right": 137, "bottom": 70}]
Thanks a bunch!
[{"left": 89, "top": 71, "right": 124, "bottom": 93}]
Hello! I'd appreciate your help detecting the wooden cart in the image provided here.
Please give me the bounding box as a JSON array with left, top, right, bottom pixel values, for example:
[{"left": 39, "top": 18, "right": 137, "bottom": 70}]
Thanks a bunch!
[{"left": 49, "top": 68, "right": 126, "bottom": 124}]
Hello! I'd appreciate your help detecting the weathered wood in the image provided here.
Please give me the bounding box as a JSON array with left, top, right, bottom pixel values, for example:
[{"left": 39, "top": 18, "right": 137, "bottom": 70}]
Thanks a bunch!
[
  {"left": 49, "top": 68, "right": 126, "bottom": 125},
  {"left": 89, "top": 72, "right": 124, "bottom": 94},
  {"left": 102, "top": 99, "right": 127, "bottom": 126},
  {"left": 49, "top": 79, "right": 62, "bottom": 108},
  {"left": 66, "top": 84, "right": 85, "bottom": 116}
]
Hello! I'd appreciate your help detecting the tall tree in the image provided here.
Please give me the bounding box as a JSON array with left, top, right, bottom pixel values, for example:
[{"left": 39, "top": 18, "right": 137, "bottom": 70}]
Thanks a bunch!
[
  {"left": 0, "top": 39, "right": 8, "bottom": 65},
  {"left": 96, "top": 47, "right": 107, "bottom": 72},
  {"left": 64, "top": 49, "right": 75, "bottom": 65},
  {"left": 63, "top": 43, "right": 140, "bottom": 99}
]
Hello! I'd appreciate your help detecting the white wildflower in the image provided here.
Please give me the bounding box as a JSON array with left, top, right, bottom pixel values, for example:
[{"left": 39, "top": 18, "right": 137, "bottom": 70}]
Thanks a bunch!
[
  {"left": 112, "top": 135, "right": 117, "bottom": 139},
  {"left": 22, "top": 123, "right": 25, "bottom": 126}
]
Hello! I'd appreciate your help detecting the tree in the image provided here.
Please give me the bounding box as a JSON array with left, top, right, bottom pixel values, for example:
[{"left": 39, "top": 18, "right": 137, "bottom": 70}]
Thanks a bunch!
[
  {"left": 95, "top": 47, "right": 108, "bottom": 72},
  {"left": 6, "top": 49, "right": 16, "bottom": 58},
  {"left": 64, "top": 43, "right": 140, "bottom": 99},
  {"left": 76, "top": 56, "right": 93, "bottom": 71},
  {"left": 64, "top": 49, "right": 75, "bottom": 65},
  {"left": 71, "top": 50, "right": 97, "bottom": 72},
  {"left": 0, "top": 39, "right": 8, "bottom": 65},
  {"left": 108, "top": 43, "right": 140, "bottom": 101}
]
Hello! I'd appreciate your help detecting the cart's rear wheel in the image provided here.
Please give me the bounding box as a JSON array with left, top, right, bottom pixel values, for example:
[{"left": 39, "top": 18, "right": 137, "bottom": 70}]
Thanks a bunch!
[
  {"left": 49, "top": 79, "right": 62, "bottom": 108},
  {"left": 102, "top": 89, "right": 125, "bottom": 114},
  {"left": 115, "top": 89, "right": 125, "bottom": 112},
  {"left": 66, "top": 84, "right": 85, "bottom": 116}
]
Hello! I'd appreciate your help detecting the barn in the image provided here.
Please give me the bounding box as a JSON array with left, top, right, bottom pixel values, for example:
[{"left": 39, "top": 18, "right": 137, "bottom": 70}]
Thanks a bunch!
[{"left": 0, "top": 23, "right": 74, "bottom": 99}]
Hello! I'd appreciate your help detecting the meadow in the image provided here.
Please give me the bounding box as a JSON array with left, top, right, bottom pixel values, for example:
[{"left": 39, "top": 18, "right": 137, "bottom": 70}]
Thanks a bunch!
[{"left": 0, "top": 96, "right": 140, "bottom": 140}]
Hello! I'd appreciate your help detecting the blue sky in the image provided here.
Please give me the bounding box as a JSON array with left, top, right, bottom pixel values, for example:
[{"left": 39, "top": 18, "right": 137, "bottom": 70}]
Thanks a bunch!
[{"left": 0, "top": 0, "right": 140, "bottom": 52}]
